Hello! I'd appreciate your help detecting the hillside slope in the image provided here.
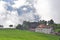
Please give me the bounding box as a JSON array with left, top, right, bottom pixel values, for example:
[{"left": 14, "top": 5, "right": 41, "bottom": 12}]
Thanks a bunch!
[{"left": 0, "top": 29, "right": 59, "bottom": 40}]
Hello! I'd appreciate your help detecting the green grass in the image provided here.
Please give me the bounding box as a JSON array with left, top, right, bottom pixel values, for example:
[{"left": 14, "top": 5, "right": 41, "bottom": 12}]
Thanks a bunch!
[
  {"left": 0, "top": 29, "right": 59, "bottom": 40},
  {"left": 55, "top": 29, "right": 60, "bottom": 32}
]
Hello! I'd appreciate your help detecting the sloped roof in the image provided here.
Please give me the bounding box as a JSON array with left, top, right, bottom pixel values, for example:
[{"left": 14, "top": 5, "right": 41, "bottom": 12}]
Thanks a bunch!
[{"left": 37, "top": 24, "right": 50, "bottom": 28}]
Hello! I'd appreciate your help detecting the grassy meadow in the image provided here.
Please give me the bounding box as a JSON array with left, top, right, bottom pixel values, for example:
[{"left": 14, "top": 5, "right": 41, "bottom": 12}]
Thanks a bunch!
[{"left": 0, "top": 29, "right": 59, "bottom": 40}]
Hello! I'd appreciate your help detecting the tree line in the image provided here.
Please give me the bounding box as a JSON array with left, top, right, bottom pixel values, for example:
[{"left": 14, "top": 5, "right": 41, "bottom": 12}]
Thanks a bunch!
[{"left": 16, "top": 19, "right": 60, "bottom": 32}]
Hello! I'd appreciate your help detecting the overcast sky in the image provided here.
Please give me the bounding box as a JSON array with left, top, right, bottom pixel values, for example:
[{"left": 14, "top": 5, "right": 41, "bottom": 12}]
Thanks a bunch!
[
  {"left": 0, "top": 0, "right": 60, "bottom": 26},
  {"left": 36, "top": 0, "right": 60, "bottom": 24}
]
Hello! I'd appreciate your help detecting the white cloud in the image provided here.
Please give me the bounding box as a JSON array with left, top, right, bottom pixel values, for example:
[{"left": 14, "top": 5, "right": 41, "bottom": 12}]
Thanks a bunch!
[
  {"left": 0, "top": 0, "right": 39, "bottom": 28},
  {"left": 0, "top": 1, "right": 20, "bottom": 28},
  {"left": 0, "top": 1, "right": 7, "bottom": 13},
  {"left": 3, "top": 11, "right": 19, "bottom": 28},
  {"left": 0, "top": 1, "right": 7, "bottom": 24},
  {"left": 12, "top": 0, "right": 26, "bottom": 8},
  {"left": 36, "top": 0, "right": 52, "bottom": 21},
  {"left": 36, "top": 0, "right": 60, "bottom": 24},
  {"left": 1, "top": 0, "right": 60, "bottom": 28}
]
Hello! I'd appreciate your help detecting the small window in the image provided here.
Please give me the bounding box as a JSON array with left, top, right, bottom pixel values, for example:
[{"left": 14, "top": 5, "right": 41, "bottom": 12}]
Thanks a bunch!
[{"left": 9, "top": 25, "right": 13, "bottom": 27}]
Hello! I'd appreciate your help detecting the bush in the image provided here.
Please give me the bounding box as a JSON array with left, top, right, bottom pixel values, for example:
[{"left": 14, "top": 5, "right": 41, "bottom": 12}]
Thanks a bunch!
[{"left": 16, "top": 24, "right": 23, "bottom": 30}]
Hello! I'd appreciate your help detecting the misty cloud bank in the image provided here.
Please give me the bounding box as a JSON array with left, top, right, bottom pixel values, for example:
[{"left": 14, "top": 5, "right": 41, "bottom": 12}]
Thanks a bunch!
[
  {"left": 0, "top": 0, "right": 60, "bottom": 28},
  {"left": 36, "top": 0, "right": 60, "bottom": 24},
  {"left": 0, "top": 0, "right": 40, "bottom": 28}
]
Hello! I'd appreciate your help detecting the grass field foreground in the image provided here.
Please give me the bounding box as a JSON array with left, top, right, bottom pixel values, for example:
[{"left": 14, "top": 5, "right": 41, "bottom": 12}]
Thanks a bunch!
[{"left": 0, "top": 29, "right": 59, "bottom": 40}]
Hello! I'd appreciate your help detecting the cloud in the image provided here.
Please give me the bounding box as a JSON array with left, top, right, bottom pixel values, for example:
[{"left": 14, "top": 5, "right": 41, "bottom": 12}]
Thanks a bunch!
[
  {"left": 0, "top": 1, "right": 7, "bottom": 24},
  {"left": 2, "top": 0, "right": 17, "bottom": 5},
  {"left": 36, "top": 0, "right": 60, "bottom": 24},
  {"left": 5, "top": 5, "right": 14, "bottom": 11},
  {"left": 0, "top": 1, "right": 19, "bottom": 28},
  {"left": 50, "top": 0, "right": 60, "bottom": 24},
  {"left": 1, "top": 0, "right": 60, "bottom": 27},
  {"left": 19, "top": 13, "right": 40, "bottom": 24},
  {"left": 0, "top": 1, "right": 7, "bottom": 13},
  {"left": 0, "top": 0, "right": 40, "bottom": 28},
  {"left": 36, "top": 0, "right": 52, "bottom": 20},
  {"left": 17, "top": 5, "right": 36, "bottom": 15},
  {"left": 12, "top": 0, "right": 26, "bottom": 8}
]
